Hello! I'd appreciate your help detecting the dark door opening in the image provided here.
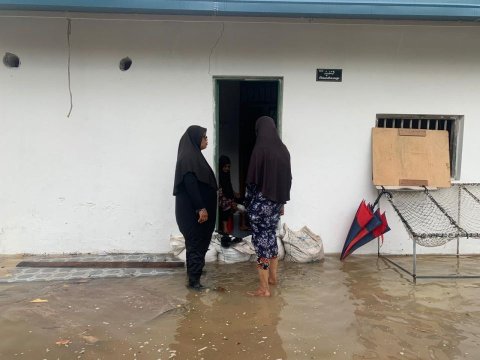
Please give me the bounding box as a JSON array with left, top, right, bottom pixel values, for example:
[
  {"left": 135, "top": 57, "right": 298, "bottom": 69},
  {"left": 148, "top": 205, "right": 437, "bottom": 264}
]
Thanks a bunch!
[{"left": 216, "top": 79, "right": 281, "bottom": 234}]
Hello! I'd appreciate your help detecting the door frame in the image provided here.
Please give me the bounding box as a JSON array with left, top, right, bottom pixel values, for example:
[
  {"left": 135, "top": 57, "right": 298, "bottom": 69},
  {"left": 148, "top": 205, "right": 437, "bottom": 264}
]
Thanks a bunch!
[{"left": 212, "top": 76, "right": 284, "bottom": 176}]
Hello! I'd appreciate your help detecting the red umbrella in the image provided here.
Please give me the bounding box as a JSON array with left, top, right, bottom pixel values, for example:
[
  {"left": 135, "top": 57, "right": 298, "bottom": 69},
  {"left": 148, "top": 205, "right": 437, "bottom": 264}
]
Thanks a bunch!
[
  {"left": 341, "top": 209, "right": 390, "bottom": 260},
  {"left": 340, "top": 200, "right": 374, "bottom": 258},
  {"left": 341, "top": 190, "right": 391, "bottom": 260}
]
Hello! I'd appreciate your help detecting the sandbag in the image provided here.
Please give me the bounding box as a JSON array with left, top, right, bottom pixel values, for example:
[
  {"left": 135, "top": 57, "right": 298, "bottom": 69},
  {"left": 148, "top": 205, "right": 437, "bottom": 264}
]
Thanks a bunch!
[
  {"left": 205, "top": 246, "right": 218, "bottom": 263},
  {"left": 176, "top": 249, "right": 186, "bottom": 262},
  {"left": 172, "top": 234, "right": 219, "bottom": 263},
  {"left": 217, "top": 244, "right": 251, "bottom": 263},
  {"left": 215, "top": 233, "right": 253, "bottom": 263},
  {"left": 240, "top": 235, "right": 285, "bottom": 261},
  {"left": 276, "top": 236, "right": 285, "bottom": 260},
  {"left": 206, "top": 234, "right": 221, "bottom": 263},
  {"left": 282, "top": 224, "right": 324, "bottom": 263},
  {"left": 276, "top": 220, "right": 285, "bottom": 238},
  {"left": 175, "top": 246, "right": 218, "bottom": 263},
  {"left": 232, "top": 236, "right": 256, "bottom": 255},
  {"left": 169, "top": 234, "right": 185, "bottom": 256}
]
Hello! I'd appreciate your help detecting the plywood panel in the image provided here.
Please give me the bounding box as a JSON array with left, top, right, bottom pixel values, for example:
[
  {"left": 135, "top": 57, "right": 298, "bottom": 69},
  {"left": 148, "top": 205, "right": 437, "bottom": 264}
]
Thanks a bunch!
[{"left": 372, "top": 128, "right": 451, "bottom": 188}]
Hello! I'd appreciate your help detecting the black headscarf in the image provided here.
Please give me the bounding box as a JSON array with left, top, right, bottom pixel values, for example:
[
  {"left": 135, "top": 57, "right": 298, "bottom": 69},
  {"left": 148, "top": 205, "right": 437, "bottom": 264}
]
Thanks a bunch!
[
  {"left": 246, "top": 116, "right": 292, "bottom": 204},
  {"left": 173, "top": 125, "right": 218, "bottom": 195},
  {"left": 219, "top": 155, "right": 234, "bottom": 199}
]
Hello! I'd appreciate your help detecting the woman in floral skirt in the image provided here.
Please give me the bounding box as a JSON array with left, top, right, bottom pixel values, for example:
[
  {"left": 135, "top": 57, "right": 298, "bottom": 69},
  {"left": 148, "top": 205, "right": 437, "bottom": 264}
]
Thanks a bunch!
[{"left": 245, "top": 116, "right": 292, "bottom": 297}]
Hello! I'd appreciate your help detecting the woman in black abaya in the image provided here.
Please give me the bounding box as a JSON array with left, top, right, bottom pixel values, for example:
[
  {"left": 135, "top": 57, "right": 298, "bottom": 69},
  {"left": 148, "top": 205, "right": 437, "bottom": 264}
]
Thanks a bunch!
[
  {"left": 245, "top": 116, "right": 292, "bottom": 297},
  {"left": 173, "top": 126, "right": 217, "bottom": 290}
]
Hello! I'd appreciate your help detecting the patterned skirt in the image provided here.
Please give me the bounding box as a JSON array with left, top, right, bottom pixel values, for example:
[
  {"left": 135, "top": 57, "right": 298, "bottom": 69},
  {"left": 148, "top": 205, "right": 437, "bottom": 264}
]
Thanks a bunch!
[{"left": 245, "top": 185, "right": 282, "bottom": 269}]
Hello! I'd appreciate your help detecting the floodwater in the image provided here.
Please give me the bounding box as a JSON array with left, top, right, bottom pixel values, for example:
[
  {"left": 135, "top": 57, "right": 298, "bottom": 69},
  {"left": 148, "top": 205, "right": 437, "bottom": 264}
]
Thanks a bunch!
[{"left": 1, "top": 255, "right": 480, "bottom": 359}]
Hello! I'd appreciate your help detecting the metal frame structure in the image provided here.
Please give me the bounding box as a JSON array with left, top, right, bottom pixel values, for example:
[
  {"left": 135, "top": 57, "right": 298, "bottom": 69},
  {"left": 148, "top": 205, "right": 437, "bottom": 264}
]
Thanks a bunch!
[{"left": 377, "top": 184, "right": 480, "bottom": 282}]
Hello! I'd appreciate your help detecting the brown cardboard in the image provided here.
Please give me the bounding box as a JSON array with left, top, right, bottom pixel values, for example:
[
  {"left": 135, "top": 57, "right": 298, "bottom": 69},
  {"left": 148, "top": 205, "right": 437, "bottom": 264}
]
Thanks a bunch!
[{"left": 372, "top": 128, "right": 451, "bottom": 188}]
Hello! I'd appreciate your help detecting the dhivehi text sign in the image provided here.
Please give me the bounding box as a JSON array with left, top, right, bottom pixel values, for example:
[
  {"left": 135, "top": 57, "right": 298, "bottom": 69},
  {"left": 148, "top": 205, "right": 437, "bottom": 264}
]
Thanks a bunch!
[{"left": 316, "top": 69, "right": 342, "bottom": 82}]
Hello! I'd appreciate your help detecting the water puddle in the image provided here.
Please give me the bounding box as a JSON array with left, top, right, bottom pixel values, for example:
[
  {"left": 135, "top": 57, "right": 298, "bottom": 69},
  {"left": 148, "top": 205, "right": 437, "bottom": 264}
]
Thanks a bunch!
[{"left": 1, "top": 255, "right": 479, "bottom": 359}]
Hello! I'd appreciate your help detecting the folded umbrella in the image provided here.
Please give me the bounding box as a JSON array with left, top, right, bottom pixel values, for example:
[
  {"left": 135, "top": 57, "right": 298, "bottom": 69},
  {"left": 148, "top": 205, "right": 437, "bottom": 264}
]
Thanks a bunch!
[
  {"left": 340, "top": 200, "right": 375, "bottom": 259},
  {"left": 341, "top": 208, "right": 390, "bottom": 260},
  {"left": 340, "top": 190, "right": 391, "bottom": 260}
]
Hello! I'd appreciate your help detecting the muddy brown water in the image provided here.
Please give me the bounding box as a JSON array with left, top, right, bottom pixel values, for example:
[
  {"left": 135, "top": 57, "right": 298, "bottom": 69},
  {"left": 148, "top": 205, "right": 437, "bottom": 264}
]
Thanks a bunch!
[{"left": 1, "top": 255, "right": 479, "bottom": 359}]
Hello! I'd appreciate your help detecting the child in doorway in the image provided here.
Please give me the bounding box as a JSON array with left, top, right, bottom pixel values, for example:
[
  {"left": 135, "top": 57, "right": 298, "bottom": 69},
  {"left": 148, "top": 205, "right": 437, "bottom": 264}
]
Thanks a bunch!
[{"left": 218, "top": 155, "right": 249, "bottom": 234}]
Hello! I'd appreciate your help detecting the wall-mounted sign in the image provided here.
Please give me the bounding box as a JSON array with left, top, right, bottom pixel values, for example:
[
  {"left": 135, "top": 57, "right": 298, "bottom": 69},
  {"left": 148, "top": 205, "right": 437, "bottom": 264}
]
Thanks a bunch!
[{"left": 316, "top": 69, "right": 342, "bottom": 82}]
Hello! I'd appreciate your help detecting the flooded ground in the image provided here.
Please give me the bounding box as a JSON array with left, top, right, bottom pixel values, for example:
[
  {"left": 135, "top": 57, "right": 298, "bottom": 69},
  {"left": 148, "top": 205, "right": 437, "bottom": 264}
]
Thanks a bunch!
[{"left": 1, "top": 255, "right": 479, "bottom": 359}]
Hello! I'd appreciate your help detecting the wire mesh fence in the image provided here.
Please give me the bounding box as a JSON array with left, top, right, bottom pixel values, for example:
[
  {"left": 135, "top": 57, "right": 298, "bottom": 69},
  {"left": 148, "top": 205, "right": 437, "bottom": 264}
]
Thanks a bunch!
[{"left": 387, "top": 184, "right": 480, "bottom": 247}]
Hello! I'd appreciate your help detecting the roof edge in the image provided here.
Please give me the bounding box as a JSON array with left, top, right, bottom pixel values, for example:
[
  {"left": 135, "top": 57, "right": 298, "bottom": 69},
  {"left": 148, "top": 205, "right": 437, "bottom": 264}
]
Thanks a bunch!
[{"left": 0, "top": 1, "right": 479, "bottom": 22}]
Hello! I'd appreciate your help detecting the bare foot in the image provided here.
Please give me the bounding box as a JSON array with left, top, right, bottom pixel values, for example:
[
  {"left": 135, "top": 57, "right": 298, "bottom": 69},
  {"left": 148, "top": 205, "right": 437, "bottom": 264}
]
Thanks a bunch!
[{"left": 247, "top": 288, "right": 271, "bottom": 297}]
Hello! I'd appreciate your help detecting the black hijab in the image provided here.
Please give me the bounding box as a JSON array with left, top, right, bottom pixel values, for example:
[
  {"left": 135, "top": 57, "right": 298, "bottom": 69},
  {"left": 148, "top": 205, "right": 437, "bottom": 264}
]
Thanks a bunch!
[
  {"left": 173, "top": 125, "right": 217, "bottom": 195},
  {"left": 246, "top": 116, "right": 292, "bottom": 204},
  {"left": 219, "top": 155, "right": 234, "bottom": 199}
]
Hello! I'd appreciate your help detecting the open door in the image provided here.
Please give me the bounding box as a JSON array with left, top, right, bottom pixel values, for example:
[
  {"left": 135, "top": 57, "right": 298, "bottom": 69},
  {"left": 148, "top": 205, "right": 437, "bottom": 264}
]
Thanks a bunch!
[{"left": 215, "top": 78, "right": 282, "bottom": 234}]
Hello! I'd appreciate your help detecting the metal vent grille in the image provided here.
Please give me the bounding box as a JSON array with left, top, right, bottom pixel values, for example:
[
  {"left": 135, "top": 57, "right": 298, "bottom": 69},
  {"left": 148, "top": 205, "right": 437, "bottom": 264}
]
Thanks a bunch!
[{"left": 376, "top": 117, "right": 454, "bottom": 131}]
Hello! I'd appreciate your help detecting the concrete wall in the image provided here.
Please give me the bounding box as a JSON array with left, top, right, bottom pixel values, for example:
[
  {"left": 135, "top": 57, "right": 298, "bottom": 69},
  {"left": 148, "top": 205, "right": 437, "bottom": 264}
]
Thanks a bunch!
[{"left": 1, "top": 14, "right": 480, "bottom": 254}]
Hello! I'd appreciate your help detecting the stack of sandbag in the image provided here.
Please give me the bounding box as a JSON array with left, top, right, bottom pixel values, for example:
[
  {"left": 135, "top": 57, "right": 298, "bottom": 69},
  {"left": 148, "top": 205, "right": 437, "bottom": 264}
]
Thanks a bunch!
[
  {"left": 169, "top": 234, "right": 218, "bottom": 263},
  {"left": 237, "top": 235, "right": 285, "bottom": 261},
  {"left": 281, "top": 224, "right": 324, "bottom": 262},
  {"left": 170, "top": 228, "right": 294, "bottom": 264},
  {"left": 231, "top": 235, "right": 256, "bottom": 262},
  {"left": 216, "top": 233, "right": 252, "bottom": 263}
]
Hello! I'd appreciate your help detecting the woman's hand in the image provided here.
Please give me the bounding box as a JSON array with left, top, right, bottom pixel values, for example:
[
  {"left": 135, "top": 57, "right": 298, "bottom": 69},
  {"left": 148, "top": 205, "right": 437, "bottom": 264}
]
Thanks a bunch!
[
  {"left": 280, "top": 206, "right": 284, "bottom": 216},
  {"left": 198, "top": 208, "right": 208, "bottom": 223}
]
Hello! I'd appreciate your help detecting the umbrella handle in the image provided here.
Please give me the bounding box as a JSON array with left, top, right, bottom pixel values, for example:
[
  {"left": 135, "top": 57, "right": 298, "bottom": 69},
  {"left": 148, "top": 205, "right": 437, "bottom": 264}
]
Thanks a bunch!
[{"left": 372, "top": 187, "right": 392, "bottom": 209}]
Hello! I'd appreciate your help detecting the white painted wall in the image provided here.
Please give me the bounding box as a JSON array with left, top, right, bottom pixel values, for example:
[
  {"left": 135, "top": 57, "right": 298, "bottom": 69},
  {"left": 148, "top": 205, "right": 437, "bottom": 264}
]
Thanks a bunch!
[{"left": 1, "top": 14, "right": 479, "bottom": 254}]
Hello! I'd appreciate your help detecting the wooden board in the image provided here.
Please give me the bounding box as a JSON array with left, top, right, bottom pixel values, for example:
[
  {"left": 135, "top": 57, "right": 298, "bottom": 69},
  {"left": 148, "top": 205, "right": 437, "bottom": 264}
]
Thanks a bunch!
[{"left": 372, "top": 128, "right": 451, "bottom": 188}]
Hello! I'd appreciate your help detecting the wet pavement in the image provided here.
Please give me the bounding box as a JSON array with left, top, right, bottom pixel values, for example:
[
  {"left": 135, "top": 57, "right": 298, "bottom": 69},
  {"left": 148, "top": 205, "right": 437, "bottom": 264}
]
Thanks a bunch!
[
  {"left": 1, "top": 255, "right": 480, "bottom": 359},
  {"left": 0, "top": 254, "right": 179, "bottom": 283}
]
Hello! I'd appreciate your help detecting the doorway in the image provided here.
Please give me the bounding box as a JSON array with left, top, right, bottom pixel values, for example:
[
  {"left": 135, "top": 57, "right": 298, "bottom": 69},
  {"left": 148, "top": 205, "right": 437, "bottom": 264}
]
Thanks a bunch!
[{"left": 215, "top": 78, "right": 282, "bottom": 234}]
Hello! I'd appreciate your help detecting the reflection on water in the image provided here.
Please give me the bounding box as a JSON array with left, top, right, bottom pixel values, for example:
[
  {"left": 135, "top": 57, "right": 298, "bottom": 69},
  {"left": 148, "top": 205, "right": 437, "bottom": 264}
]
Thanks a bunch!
[
  {"left": 169, "top": 272, "right": 287, "bottom": 359},
  {"left": 278, "top": 261, "right": 364, "bottom": 358},
  {"left": 343, "top": 256, "right": 480, "bottom": 359},
  {"left": 0, "top": 255, "right": 479, "bottom": 359}
]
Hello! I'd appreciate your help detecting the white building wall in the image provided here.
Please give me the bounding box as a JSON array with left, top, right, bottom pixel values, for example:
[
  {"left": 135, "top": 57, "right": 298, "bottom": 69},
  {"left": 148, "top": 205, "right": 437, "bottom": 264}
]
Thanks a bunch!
[{"left": 1, "top": 14, "right": 479, "bottom": 254}]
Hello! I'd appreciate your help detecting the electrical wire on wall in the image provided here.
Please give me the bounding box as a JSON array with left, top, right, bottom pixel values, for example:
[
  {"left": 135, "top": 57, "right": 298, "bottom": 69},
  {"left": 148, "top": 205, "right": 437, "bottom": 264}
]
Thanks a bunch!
[
  {"left": 66, "top": 18, "right": 73, "bottom": 118},
  {"left": 208, "top": 22, "right": 224, "bottom": 74}
]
